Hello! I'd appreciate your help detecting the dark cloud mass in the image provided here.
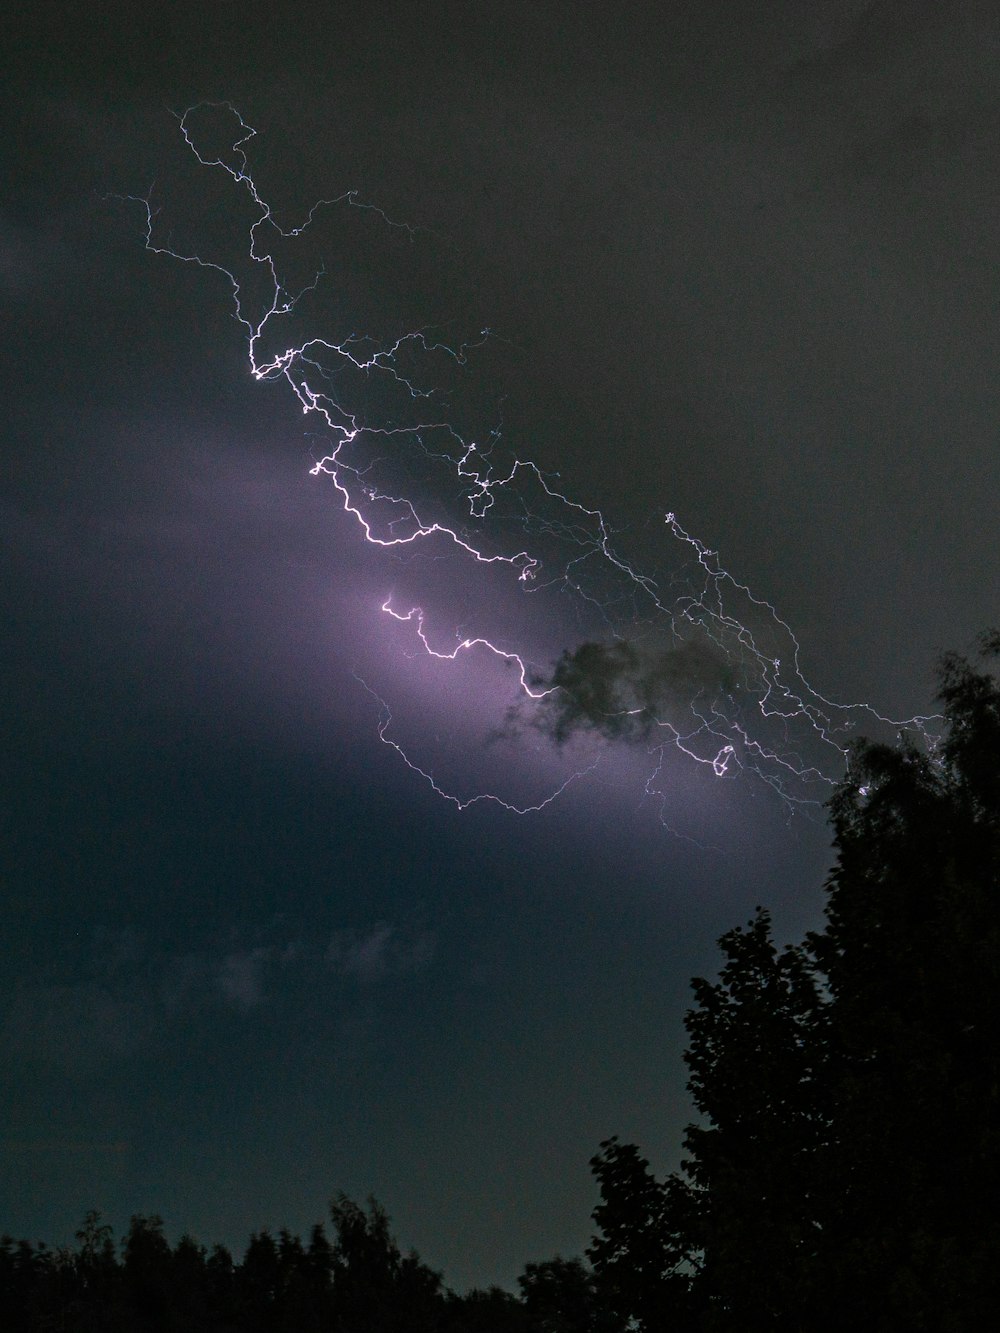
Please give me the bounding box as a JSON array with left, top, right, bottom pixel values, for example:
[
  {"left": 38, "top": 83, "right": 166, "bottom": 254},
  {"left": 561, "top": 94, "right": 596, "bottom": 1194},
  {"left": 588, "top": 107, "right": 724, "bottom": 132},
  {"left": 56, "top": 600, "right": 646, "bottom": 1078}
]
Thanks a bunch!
[
  {"left": 1, "top": 0, "right": 997, "bottom": 1293},
  {"left": 531, "top": 637, "right": 736, "bottom": 744}
]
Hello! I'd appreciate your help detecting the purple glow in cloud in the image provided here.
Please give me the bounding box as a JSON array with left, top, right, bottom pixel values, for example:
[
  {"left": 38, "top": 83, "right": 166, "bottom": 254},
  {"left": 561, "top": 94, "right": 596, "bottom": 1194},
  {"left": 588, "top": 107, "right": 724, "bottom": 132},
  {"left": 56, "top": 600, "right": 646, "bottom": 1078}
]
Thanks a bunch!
[{"left": 123, "top": 102, "right": 938, "bottom": 822}]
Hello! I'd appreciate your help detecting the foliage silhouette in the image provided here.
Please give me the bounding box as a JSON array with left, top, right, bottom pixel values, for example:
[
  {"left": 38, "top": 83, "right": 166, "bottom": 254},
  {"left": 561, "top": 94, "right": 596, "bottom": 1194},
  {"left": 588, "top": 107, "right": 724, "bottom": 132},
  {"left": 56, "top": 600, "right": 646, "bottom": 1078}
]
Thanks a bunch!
[
  {"left": 588, "top": 632, "right": 1000, "bottom": 1329},
  {"left": 1, "top": 1197, "right": 603, "bottom": 1332}
]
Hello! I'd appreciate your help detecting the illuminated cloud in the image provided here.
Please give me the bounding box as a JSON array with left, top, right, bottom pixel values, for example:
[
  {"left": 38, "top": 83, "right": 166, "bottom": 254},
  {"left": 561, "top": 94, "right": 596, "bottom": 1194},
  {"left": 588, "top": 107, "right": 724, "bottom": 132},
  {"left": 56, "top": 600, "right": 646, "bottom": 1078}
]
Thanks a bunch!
[{"left": 326, "top": 924, "right": 435, "bottom": 984}]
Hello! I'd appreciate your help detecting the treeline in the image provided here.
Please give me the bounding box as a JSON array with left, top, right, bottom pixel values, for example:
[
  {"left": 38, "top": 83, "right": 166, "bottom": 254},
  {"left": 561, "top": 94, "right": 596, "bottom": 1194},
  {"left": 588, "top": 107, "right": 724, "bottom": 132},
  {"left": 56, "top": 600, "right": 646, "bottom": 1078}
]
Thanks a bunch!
[
  {"left": 6, "top": 636, "right": 999, "bottom": 1330},
  {"left": 1, "top": 1198, "right": 606, "bottom": 1333}
]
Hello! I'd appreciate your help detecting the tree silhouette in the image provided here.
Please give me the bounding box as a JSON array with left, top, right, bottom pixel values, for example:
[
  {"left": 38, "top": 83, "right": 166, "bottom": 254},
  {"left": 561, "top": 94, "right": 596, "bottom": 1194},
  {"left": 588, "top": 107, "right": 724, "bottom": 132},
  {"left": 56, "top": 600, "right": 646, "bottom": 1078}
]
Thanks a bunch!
[
  {"left": 680, "top": 909, "right": 824, "bottom": 1330},
  {"left": 590, "top": 633, "right": 1000, "bottom": 1329},
  {"left": 1, "top": 1196, "right": 551, "bottom": 1332},
  {"left": 518, "top": 1253, "right": 619, "bottom": 1332},
  {"left": 121, "top": 1215, "right": 177, "bottom": 1331},
  {"left": 69, "top": 1210, "right": 120, "bottom": 1331},
  {"left": 323, "top": 1193, "right": 440, "bottom": 1332},
  {"left": 588, "top": 1137, "right": 688, "bottom": 1329},
  {"left": 808, "top": 632, "right": 1000, "bottom": 1327}
]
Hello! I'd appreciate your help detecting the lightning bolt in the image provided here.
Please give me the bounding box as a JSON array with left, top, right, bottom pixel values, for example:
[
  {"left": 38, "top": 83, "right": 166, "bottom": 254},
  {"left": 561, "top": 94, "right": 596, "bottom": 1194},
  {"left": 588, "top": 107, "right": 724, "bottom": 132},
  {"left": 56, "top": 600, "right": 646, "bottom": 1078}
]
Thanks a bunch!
[{"left": 121, "top": 102, "right": 939, "bottom": 823}]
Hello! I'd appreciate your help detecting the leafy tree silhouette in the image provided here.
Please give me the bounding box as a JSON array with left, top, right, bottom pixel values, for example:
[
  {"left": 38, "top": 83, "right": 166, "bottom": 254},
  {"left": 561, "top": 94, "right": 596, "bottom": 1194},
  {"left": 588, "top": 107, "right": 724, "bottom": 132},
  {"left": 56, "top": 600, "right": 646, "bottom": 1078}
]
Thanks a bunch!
[
  {"left": 445, "top": 1284, "right": 530, "bottom": 1332},
  {"left": 589, "top": 633, "right": 1000, "bottom": 1330},
  {"left": 327, "top": 1194, "right": 444, "bottom": 1333},
  {"left": 69, "top": 1210, "right": 120, "bottom": 1331},
  {"left": 518, "top": 1254, "right": 618, "bottom": 1332},
  {"left": 808, "top": 631, "right": 1000, "bottom": 1327},
  {"left": 122, "top": 1215, "right": 176, "bottom": 1330}
]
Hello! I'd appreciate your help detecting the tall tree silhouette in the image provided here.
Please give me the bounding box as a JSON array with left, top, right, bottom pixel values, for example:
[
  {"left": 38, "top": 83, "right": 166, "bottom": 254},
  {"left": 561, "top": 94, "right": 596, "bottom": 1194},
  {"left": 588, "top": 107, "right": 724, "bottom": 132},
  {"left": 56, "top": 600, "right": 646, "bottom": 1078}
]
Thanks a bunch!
[
  {"left": 588, "top": 1137, "right": 694, "bottom": 1330},
  {"left": 328, "top": 1194, "right": 444, "bottom": 1333},
  {"left": 683, "top": 909, "right": 825, "bottom": 1329},
  {"left": 518, "top": 1254, "right": 618, "bottom": 1332},
  {"left": 590, "top": 634, "right": 1000, "bottom": 1329},
  {"left": 810, "top": 632, "right": 1000, "bottom": 1327},
  {"left": 121, "top": 1215, "right": 176, "bottom": 1330}
]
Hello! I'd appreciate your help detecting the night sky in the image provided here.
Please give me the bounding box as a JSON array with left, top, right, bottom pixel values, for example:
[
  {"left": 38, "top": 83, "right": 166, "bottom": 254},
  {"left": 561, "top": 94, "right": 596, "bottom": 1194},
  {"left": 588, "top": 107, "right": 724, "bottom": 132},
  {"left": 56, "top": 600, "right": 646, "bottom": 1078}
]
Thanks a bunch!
[{"left": 3, "top": 1, "right": 998, "bottom": 1292}]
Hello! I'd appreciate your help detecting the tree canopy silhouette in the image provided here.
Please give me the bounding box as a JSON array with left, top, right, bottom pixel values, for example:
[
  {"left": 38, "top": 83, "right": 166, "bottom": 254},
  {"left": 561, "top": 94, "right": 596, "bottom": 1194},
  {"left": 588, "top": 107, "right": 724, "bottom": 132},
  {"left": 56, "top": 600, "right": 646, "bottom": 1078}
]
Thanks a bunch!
[
  {"left": 1, "top": 1198, "right": 602, "bottom": 1332},
  {"left": 589, "top": 632, "right": 1000, "bottom": 1330}
]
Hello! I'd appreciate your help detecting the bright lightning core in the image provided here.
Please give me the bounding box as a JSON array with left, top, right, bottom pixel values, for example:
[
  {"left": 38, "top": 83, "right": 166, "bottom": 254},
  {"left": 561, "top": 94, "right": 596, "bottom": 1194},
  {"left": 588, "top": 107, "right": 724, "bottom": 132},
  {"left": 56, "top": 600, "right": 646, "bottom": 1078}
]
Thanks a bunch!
[{"left": 126, "top": 102, "right": 936, "bottom": 824}]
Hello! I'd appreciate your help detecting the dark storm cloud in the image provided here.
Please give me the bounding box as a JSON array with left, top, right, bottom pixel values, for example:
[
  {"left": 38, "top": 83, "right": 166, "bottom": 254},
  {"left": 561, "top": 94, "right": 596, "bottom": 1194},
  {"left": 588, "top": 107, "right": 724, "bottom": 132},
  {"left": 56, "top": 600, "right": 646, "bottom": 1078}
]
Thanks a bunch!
[
  {"left": 781, "top": 0, "right": 999, "bottom": 98},
  {"left": 526, "top": 636, "right": 735, "bottom": 746}
]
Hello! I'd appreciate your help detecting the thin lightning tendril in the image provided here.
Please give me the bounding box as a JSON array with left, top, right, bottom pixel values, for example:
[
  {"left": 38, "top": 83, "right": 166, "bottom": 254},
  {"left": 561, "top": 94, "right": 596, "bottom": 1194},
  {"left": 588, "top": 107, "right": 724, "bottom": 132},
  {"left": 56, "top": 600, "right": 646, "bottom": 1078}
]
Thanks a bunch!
[
  {"left": 352, "top": 675, "right": 598, "bottom": 815},
  {"left": 124, "top": 103, "right": 939, "bottom": 822}
]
